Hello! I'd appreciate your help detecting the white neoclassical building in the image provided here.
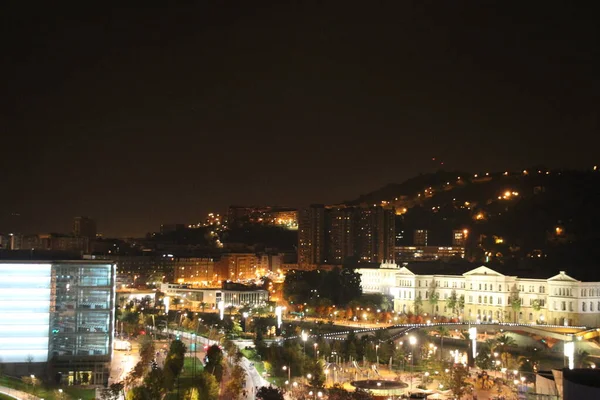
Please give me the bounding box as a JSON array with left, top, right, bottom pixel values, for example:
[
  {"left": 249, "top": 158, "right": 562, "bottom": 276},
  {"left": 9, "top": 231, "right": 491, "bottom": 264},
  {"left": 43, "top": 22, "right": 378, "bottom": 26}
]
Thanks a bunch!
[{"left": 356, "top": 263, "right": 600, "bottom": 327}]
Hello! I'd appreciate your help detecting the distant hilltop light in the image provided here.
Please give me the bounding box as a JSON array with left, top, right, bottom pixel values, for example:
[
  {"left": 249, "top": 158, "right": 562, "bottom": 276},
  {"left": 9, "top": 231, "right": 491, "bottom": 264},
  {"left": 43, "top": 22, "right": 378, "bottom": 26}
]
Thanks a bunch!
[{"left": 594, "top": 165, "right": 598, "bottom": 171}]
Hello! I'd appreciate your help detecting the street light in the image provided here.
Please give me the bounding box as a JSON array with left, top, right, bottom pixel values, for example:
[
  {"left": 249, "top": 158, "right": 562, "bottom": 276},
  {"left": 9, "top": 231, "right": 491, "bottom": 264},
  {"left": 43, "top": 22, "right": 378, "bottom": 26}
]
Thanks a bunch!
[
  {"left": 376, "top": 344, "right": 379, "bottom": 366},
  {"left": 302, "top": 331, "right": 308, "bottom": 356},
  {"left": 283, "top": 365, "right": 291, "bottom": 382},
  {"left": 409, "top": 336, "right": 417, "bottom": 391},
  {"left": 314, "top": 343, "right": 318, "bottom": 358}
]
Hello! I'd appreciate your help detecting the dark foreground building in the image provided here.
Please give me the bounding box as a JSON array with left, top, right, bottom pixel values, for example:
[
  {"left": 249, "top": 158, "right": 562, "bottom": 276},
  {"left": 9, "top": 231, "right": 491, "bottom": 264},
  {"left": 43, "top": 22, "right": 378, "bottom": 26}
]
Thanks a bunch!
[{"left": 0, "top": 260, "right": 116, "bottom": 386}]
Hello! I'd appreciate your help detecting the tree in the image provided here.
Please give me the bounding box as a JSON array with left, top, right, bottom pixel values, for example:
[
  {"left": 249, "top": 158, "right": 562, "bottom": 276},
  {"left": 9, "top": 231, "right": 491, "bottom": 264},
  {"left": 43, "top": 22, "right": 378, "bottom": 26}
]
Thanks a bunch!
[
  {"left": 496, "top": 334, "right": 517, "bottom": 368},
  {"left": 508, "top": 284, "right": 521, "bottom": 322},
  {"left": 143, "top": 367, "right": 165, "bottom": 399},
  {"left": 328, "top": 384, "right": 374, "bottom": 400},
  {"left": 438, "top": 326, "right": 450, "bottom": 363},
  {"left": 100, "top": 383, "right": 124, "bottom": 400},
  {"left": 126, "top": 386, "right": 152, "bottom": 400},
  {"left": 138, "top": 334, "right": 155, "bottom": 365},
  {"left": 199, "top": 302, "right": 207, "bottom": 312},
  {"left": 414, "top": 292, "right": 423, "bottom": 315},
  {"left": 224, "top": 364, "right": 246, "bottom": 399},
  {"left": 428, "top": 278, "right": 439, "bottom": 315},
  {"left": 256, "top": 386, "right": 285, "bottom": 400},
  {"left": 457, "top": 295, "right": 465, "bottom": 319},
  {"left": 183, "top": 387, "right": 200, "bottom": 400},
  {"left": 205, "top": 344, "right": 224, "bottom": 381},
  {"left": 447, "top": 289, "right": 458, "bottom": 316},
  {"left": 197, "top": 371, "right": 219, "bottom": 400},
  {"left": 442, "top": 364, "right": 471, "bottom": 398}
]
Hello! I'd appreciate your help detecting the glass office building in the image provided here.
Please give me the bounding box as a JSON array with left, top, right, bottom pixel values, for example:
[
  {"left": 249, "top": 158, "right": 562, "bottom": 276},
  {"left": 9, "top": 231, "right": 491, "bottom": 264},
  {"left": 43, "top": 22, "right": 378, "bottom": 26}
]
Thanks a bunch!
[{"left": 0, "top": 260, "right": 116, "bottom": 386}]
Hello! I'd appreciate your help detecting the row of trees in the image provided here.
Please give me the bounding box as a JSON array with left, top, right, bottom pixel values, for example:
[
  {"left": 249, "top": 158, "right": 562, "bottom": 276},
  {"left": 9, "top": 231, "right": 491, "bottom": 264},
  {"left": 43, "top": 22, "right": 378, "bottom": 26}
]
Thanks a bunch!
[{"left": 283, "top": 267, "right": 362, "bottom": 307}]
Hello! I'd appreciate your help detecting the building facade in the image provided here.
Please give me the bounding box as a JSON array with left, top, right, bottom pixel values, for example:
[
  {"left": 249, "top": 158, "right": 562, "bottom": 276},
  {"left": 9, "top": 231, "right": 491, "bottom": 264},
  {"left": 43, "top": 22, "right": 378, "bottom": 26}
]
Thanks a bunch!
[
  {"left": 298, "top": 205, "right": 326, "bottom": 267},
  {"left": 73, "top": 217, "right": 97, "bottom": 239},
  {"left": 299, "top": 205, "right": 395, "bottom": 267},
  {"left": 161, "top": 283, "right": 269, "bottom": 309},
  {"left": 0, "top": 260, "right": 116, "bottom": 385},
  {"left": 395, "top": 245, "right": 465, "bottom": 262},
  {"left": 356, "top": 264, "right": 600, "bottom": 327}
]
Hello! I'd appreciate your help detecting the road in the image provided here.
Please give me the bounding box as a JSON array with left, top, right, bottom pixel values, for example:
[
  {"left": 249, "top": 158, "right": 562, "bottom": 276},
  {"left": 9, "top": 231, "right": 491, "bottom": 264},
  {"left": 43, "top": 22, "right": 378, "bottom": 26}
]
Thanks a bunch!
[{"left": 109, "top": 341, "right": 140, "bottom": 385}]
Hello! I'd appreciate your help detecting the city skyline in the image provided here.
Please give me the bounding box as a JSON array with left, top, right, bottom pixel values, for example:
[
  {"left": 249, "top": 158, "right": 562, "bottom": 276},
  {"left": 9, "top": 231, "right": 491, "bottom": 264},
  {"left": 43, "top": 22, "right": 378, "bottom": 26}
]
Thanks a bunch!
[{"left": 1, "top": 2, "right": 595, "bottom": 237}]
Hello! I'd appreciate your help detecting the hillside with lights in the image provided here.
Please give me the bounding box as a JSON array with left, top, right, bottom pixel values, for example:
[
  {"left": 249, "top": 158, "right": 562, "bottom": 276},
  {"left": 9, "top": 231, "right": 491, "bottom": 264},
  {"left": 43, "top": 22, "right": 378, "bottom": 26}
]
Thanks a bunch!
[{"left": 348, "top": 166, "right": 600, "bottom": 279}]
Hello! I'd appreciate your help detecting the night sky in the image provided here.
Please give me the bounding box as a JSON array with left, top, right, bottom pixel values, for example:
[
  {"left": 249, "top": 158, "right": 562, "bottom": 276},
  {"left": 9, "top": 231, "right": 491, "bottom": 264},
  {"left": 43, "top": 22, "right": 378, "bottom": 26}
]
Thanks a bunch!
[{"left": 1, "top": 2, "right": 596, "bottom": 237}]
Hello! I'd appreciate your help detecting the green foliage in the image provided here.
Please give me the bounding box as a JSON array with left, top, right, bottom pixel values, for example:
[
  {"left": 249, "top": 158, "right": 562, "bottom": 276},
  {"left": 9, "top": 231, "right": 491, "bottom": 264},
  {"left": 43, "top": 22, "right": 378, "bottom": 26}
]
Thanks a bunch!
[
  {"left": 183, "top": 387, "right": 200, "bottom": 400},
  {"left": 447, "top": 290, "right": 458, "bottom": 315},
  {"left": 508, "top": 284, "right": 521, "bottom": 321},
  {"left": 328, "top": 384, "right": 374, "bottom": 400},
  {"left": 143, "top": 368, "right": 164, "bottom": 399},
  {"left": 428, "top": 278, "right": 440, "bottom": 314},
  {"left": 414, "top": 292, "right": 423, "bottom": 315},
  {"left": 196, "top": 371, "right": 219, "bottom": 400},
  {"left": 138, "top": 335, "right": 155, "bottom": 365},
  {"left": 441, "top": 364, "right": 471, "bottom": 398},
  {"left": 126, "top": 386, "right": 152, "bottom": 400},
  {"left": 205, "top": 344, "right": 224, "bottom": 381},
  {"left": 224, "top": 364, "right": 246, "bottom": 399},
  {"left": 256, "top": 386, "right": 285, "bottom": 400},
  {"left": 283, "top": 267, "right": 362, "bottom": 306}
]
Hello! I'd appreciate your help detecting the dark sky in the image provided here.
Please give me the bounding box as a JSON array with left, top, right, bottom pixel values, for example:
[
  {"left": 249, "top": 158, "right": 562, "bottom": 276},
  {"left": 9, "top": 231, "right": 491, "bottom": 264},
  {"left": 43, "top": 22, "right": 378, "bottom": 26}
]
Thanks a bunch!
[{"left": 1, "top": 2, "right": 596, "bottom": 237}]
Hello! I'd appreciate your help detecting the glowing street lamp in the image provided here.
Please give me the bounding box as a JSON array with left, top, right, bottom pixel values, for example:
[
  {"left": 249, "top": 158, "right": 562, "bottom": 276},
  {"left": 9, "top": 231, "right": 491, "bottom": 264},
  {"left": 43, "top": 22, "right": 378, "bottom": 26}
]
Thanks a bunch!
[{"left": 409, "top": 336, "right": 417, "bottom": 390}]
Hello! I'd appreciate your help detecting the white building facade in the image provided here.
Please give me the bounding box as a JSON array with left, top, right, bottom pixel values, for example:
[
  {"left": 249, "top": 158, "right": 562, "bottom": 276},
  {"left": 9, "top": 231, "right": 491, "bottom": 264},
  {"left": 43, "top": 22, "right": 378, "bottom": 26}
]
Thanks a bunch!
[{"left": 357, "top": 264, "right": 600, "bottom": 327}]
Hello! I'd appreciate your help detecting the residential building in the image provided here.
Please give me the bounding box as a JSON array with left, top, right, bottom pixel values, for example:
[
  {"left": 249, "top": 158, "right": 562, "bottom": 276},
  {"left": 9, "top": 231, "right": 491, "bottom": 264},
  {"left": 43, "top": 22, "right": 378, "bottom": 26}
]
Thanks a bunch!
[
  {"left": 298, "top": 205, "right": 326, "bottom": 267},
  {"left": 452, "top": 229, "right": 467, "bottom": 246},
  {"left": 414, "top": 229, "right": 429, "bottom": 246},
  {"left": 325, "top": 207, "right": 355, "bottom": 264},
  {"left": 215, "top": 253, "right": 260, "bottom": 282},
  {"left": 0, "top": 260, "right": 116, "bottom": 385},
  {"left": 395, "top": 246, "right": 465, "bottom": 262},
  {"left": 173, "top": 257, "right": 216, "bottom": 286},
  {"left": 356, "top": 262, "right": 600, "bottom": 327},
  {"left": 73, "top": 217, "right": 97, "bottom": 239},
  {"left": 299, "top": 205, "right": 395, "bottom": 266}
]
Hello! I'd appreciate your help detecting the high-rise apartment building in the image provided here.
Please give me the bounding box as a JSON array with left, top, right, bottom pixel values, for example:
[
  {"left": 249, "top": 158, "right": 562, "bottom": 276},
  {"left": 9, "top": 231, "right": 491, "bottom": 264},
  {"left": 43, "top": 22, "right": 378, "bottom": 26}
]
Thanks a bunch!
[
  {"left": 299, "top": 205, "right": 395, "bottom": 266},
  {"left": 414, "top": 229, "right": 429, "bottom": 246},
  {"left": 298, "top": 205, "right": 326, "bottom": 266},
  {"left": 452, "top": 229, "right": 467, "bottom": 246},
  {"left": 326, "top": 207, "right": 355, "bottom": 264},
  {"left": 73, "top": 217, "right": 97, "bottom": 239},
  {"left": 355, "top": 207, "right": 395, "bottom": 263},
  {"left": 0, "top": 260, "right": 116, "bottom": 385}
]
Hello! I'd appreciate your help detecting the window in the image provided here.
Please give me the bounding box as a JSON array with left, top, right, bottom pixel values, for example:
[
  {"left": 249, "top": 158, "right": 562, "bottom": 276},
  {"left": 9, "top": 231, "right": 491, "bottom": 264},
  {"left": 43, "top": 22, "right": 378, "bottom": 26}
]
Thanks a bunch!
[
  {"left": 583, "top": 303, "right": 586, "bottom": 312},
  {"left": 539, "top": 286, "right": 544, "bottom": 293},
  {"left": 469, "top": 296, "right": 473, "bottom": 303},
  {"left": 478, "top": 296, "right": 482, "bottom": 304},
  {"left": 569, "top": 302, "right": 573, "bottom": 312},
  {"left": 485, "top": 284, "right": 487, "bottom": 290},
  {"left": 529, "top": 313, "right": 533, "bottom": 321},
  {"left": 499, "top": 284, "right": 502, "bottom": 292},
  {"left": 498, "top": 297, "right": 502, "bottom": 305},
  {"left": 591, "top": 302, "right": 594, "bottom": 312},
  {"left": 484, "top": 296, "right": 487, "bottom": 304},
  {"left": 479, "top": 284, "right": 482, "bottom": 290},
  {"left": 470, "top": 283, "right": 473, "bottom": 290}
]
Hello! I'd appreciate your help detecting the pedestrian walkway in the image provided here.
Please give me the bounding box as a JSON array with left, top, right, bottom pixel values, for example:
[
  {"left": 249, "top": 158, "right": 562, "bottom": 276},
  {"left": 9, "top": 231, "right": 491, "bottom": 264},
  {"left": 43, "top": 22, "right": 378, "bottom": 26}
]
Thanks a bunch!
[{"left": 0, "top": 385, "right": 41, "bottom": 400}]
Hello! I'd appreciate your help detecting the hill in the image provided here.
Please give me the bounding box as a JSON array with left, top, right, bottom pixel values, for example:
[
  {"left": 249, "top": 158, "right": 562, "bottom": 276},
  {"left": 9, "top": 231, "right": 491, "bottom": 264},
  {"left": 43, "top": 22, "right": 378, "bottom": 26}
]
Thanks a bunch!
[{"left": 347, "top": 167, "right": 600, "bottom": 279}]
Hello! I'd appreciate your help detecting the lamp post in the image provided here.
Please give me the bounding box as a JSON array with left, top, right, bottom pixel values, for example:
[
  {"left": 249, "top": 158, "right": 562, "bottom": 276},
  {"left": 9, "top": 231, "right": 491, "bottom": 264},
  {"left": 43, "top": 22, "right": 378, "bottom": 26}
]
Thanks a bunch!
[
  {"left": 302, "top": 331, "right": 308, "bottom": 356},
  {"left": 376, "top": 344, "right": 379, "bottom": 366},
  {"left": 409, "top": 336, "right": 417, "bottom": 391},
  {"left": 283, "top": 365, "right": 291, "bottom": 382},
  {"left": 314, "top": 343, "right": 318, "bottom": 358}
]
